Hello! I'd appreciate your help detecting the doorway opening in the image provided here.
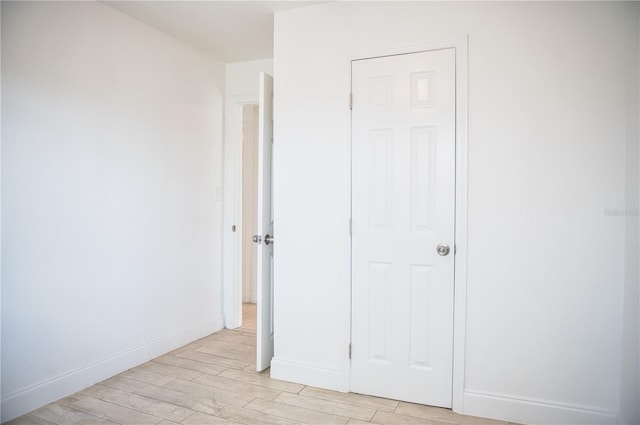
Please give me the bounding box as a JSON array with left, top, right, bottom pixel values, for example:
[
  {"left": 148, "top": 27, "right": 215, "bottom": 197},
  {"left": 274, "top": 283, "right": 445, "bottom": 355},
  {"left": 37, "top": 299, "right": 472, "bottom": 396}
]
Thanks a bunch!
[
  {"left": 241, "top": 103, "right": 259, "bottom": 333},
  {"left": 223, "top": 73, "right": 274, "bottom": 371}
]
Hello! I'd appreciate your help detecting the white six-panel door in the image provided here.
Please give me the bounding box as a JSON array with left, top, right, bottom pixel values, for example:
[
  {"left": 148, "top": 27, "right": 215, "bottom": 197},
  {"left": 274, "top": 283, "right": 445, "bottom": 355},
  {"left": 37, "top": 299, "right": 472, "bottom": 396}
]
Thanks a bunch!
[{"left": 351, "top": 49, "right": 456, "bottom": 407}]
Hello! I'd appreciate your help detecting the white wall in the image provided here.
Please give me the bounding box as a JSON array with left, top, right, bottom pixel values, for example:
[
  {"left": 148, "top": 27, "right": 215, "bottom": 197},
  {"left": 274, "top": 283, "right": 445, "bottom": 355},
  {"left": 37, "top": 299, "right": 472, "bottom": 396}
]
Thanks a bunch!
[
  {"left": 226, "top": 59, "right": 274, "bottom": 99},
  {"left": 620, "top": 7, "right": 640, "bottom": 425},
  {"left": 1, "top": 2, "right": 225, "bottom": 421},
  {"left": 272, "top": 2, "right": 638, "bottom": 424},
  {"left": 222, "top": 59, "right": 273, "bottom": 327},
  {"left": 0, "top": 2, "right": 3, "bottom": 421}
]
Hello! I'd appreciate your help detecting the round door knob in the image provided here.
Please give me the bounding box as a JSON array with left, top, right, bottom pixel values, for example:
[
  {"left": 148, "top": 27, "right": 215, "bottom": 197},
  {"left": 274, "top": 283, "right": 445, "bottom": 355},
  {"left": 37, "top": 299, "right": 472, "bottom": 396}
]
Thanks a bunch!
[
  {"left": 252, "top": 235, "right": 262, "bottom": 244},
  {"left": 264, "top": 234, "right": 274, "bottom": 245},
  {"left": 436, "top": 243, "right": 450, "bottom": 256}
]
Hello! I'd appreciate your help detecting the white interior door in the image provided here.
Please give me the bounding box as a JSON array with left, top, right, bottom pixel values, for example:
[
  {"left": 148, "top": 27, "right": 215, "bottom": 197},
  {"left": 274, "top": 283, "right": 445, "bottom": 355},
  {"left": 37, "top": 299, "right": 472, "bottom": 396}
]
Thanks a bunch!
[
  {"left": 256, "top": 72, "right": 274, "bottom": 371},
  {"left": 351, "top": 49, "right": 456, "bottom": 407}
]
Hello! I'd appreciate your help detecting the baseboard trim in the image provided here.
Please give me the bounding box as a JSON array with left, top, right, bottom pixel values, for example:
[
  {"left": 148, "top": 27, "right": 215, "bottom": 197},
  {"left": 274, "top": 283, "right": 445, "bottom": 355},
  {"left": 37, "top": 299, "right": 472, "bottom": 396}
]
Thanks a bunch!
[
  {"left": 1, "top": 318, "right": 222, "bottom": 422},
  {"left": 462, "top": 390, "right": 617, "bottom": 425},
  {"left": 270, "top": 357, "right": 347, "bottom": 392}
]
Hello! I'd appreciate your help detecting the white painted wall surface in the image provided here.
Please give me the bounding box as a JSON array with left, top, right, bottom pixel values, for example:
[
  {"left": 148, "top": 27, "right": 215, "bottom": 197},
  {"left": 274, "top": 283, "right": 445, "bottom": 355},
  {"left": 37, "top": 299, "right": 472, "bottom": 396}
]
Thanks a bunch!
[
  {"left": 272, "top": 2, "right": 638, "bottom": 424},
  {"left": 222, "top": 59, "right": 273, "bottom": 327},
  {"left": 620, "top": 7, "right": 640, "bottom": 425},
  {"left": 226, "top": 59, "right": 274, "bottom": 99},
  {"left": 0, "top": 2, "right": 3, "bottom": 421},
  {"left": 1, "top": 2, "right": 225, "bottom": 421}
]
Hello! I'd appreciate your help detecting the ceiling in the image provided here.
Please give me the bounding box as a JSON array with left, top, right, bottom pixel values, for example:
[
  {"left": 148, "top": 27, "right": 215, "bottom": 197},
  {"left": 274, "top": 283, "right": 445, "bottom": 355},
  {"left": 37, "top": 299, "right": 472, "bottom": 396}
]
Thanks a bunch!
[{"left": 104, "top": 1, "right": 322, "bottom": 63}]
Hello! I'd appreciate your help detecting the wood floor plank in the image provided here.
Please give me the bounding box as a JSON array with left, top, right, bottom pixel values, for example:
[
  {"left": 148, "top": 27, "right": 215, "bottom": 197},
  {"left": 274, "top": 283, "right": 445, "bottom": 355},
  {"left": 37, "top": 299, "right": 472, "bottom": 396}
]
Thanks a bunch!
[
  {"left": 163, "top": 379, "right": 254, "bottom": 407},
  {"left": 180, "top": 412, "right": 240, "bottom": 425},
  {"left": 274, "top": 392, "right": 375, "bottom": 421},
  {"left": 218, "top": 369, "right": 304, "bottom": 393},
  {"left": 245, "top": 398, "right": 349, "bottom": 425},
  {"left": 299, "top": 387, "right": 398, "bottom": 412},
  {"left": 204, "top": 331, "right": 255, "bottom": 346},
  {"left": 84, "top": 385, "right": 194, "bottom": 422},
  {"left": 216, "top": 405, "right": 301, "bottom": 425},
  {"left": 153, "top": 354, "right": 226, "bottom": 376},
  {"left": 199, "top": 341, "right": 254, "bottom": 355},
  {"left": 228, "top": 327, "right": 256, "bottom": 336},
  {"left": 120, "top": 369, "right": 175, "bottom": 386},
  {"left": 195, "top": 345, "right": 254, "bottom": 363},
  {"left": 99, "top": 375, "right": 149, "bottom": 392},
  {"left": 30, "top": 403, "right": 118, "bottom": 425},
  {"left": 62, "top": 396, "right": 162, "bottom": 425},
  {"left": 241, "top": 363, "right": 270, "bottom": 376},
  {"left": 347, "top": 420, "right": 381, "bottom": 425},
  {"left": 372, "top": 410, "right": 453, "bottom": 425},
  {"left": 134, "top": 384, "right": 225, "bottom": 415},
  {"left": 176, "top": 350, "right": 251, "bottom": 370},
  {"left": 192, "top": 373, "right": 283, "bottom": 401},
  {"left": 168, "top": 340, "right": 208, "bottom": 355},
  {"left": 139, "top": 361, "right": 204, "bottom": 381}
]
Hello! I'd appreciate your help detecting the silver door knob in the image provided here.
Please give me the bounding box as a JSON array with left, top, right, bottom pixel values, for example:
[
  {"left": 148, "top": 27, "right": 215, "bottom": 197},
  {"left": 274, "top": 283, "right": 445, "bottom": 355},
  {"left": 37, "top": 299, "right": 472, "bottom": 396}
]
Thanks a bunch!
[
  {"left": 252, "top": 235, "right": 262, "bottom": 244},
  {"left": 436, "top": 243, "right": 450, "bottom": 256},
  {"left": 264, "top": 234, "right": 274, "bottom": 245}
]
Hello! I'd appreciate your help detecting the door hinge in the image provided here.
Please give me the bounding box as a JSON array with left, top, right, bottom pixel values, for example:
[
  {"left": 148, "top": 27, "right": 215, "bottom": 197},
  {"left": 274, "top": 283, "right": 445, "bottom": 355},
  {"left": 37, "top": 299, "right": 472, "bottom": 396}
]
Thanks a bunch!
[
  {"left": 349, "top": 93, "right": 353, "bottom": 110},
  {"left": 349, "top": 343, "right": 352, "bottom": 359},
  {"left": 349, "top": 218, "right": 352, "bottom": 236}
]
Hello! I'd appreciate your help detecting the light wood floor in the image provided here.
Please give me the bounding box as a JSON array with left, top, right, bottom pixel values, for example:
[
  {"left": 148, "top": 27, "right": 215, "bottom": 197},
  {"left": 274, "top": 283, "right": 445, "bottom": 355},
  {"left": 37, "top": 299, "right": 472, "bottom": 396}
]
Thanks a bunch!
[
  {"left": 241, "top": 303, "right": 257, "bottom": 332},
  {"left": 7, "top": 306, "right": 518, "bottom": 425}
]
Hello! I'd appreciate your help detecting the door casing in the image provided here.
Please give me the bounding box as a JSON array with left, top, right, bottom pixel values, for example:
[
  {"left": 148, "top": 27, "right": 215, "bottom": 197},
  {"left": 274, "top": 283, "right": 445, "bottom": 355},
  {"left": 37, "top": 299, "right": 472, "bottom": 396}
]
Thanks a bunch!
[{"left": 347, "top": 36, "right": 469, "bottom": 412}]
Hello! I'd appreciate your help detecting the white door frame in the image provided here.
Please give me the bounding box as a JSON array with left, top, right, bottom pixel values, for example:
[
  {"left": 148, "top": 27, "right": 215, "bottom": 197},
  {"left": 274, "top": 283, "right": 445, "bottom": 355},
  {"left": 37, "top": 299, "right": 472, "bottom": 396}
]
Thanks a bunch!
[
  {"left": 223, "top": 94, "right": 259, "bottom": 329},
  {"left": 348, "top": 36, "right": 469, "bottom": 412}
]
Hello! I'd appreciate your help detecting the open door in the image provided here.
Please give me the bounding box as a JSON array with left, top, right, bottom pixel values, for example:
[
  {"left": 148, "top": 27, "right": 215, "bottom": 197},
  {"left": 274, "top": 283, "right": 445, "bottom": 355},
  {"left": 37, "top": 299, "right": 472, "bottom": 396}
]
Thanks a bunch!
[{"left": 255, "top": 72, "right": 274, "bottom": 371}]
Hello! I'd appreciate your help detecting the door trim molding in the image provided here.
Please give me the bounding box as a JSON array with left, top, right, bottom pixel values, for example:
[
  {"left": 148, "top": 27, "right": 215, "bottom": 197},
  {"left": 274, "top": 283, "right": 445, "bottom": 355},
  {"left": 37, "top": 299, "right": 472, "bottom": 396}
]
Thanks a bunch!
[
  {"left": 347, "top": 35, "right": 469, "bottom": 413},
  {"left": 451, "top": 35, "right": 469, "bottom": 415},
  {"left": 223, "top": 94, "right": 259, "bottom": 330}
]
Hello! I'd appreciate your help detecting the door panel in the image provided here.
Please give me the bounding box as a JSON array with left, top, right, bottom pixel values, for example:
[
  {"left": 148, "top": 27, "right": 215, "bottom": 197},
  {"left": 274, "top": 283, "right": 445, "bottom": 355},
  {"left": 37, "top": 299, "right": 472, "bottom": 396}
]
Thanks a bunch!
[
  {"left": 256, "top": 72, "right": 274, "bottom": 372},
  {"left": 351, "top": 49, "right": 455, "bottom": 407}
]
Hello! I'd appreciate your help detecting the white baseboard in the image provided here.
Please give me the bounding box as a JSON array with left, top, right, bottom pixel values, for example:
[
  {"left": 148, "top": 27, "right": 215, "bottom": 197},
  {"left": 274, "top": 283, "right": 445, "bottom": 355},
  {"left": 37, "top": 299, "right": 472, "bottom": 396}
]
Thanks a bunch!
[
  {"left": 462, "top": 390, "right": 617, "bottom": 425},
  {"left": 1, "top": 318, "right": 222, "bottom": 423},
  {"left": 270, "top": 357, "right": 348, "bottom": 392}
]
